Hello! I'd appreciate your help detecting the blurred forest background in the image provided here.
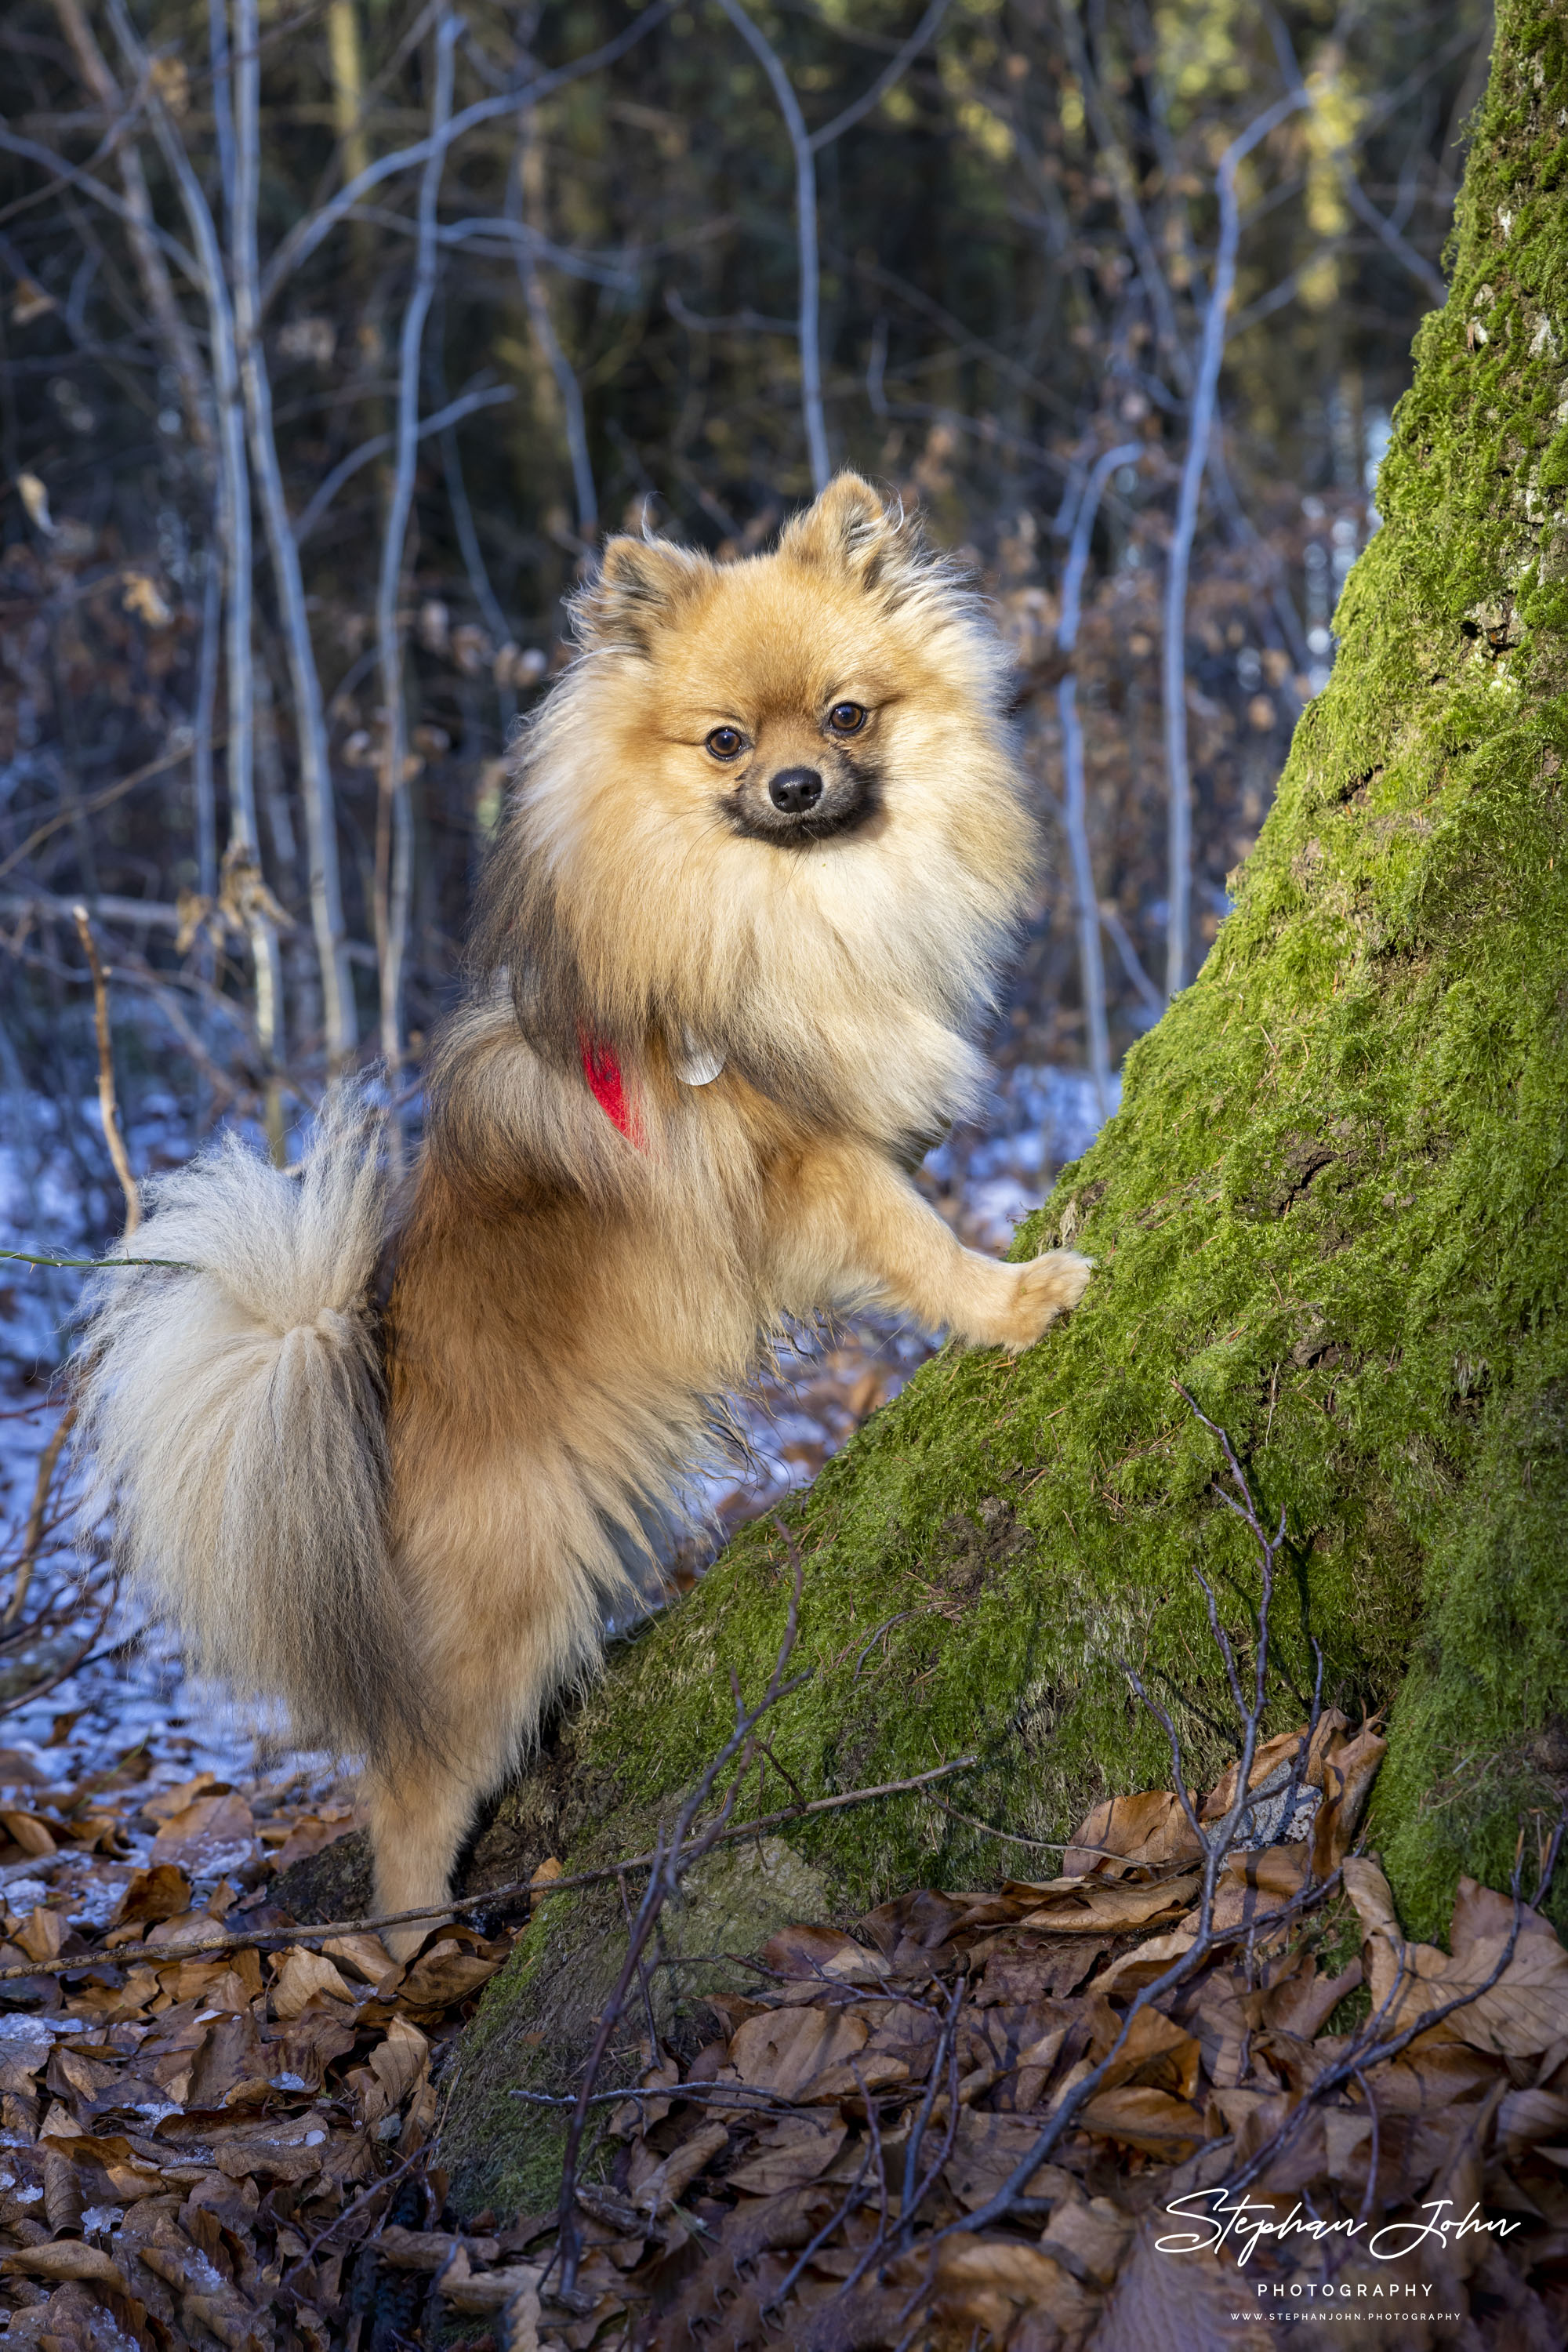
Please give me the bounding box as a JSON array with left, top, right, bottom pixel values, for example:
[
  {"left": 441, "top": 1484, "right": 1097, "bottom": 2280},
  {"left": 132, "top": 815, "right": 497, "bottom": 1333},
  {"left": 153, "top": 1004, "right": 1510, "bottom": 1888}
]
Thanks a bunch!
[{"left": 0, "top": 0, "right": 1490, "bottom": 1329}]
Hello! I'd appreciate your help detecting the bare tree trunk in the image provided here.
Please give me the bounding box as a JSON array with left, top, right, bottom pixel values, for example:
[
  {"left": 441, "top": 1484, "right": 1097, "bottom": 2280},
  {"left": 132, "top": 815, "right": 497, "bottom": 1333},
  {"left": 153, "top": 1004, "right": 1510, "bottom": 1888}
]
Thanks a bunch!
[
  {"left": 51, "top": 0, "right": 211, "bottom": 450},
  {"left": 325, "top": 0, "right": 372, "bottom": 188},
  {"left": 1055, "top": 443, "right": 1140, "bottom": 1120},
  {"left": 375, "top": 10, "right": 459, "bottom": 1082},
  {"left": 114, "top": 0, "right": 285, "bottom": 1141},
  {"left": 1161, "top": 91, "right": 1305, "bottom": 998},
  {"left": 233, "top": 0, "right": 358, "bottom": 1069}
]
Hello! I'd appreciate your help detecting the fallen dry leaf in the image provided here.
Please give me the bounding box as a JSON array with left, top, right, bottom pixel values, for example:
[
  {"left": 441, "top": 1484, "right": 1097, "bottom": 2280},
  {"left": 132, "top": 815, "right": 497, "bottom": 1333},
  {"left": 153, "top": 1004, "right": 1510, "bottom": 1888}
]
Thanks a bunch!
[
  {"left": 1312, "top": 1719, "right": 1387, "bottom": 1871},
  {"left": 760, "top": 1919, "right": 889, "bottom": 1983},
  {"left": 528, "top": 1856, "right": 563, "bottom": 1914},
  {"left": 270, "top": 1946, "right": 356, "bottom": 2019},
  {"left": 323, "top": 1931, "right": 396, "bottom": 1984},
  {"left": 149, "top": 1790, "right": 256, "bottom": 1877},
  {"left": 1063, "top": 1788, "right": 1203, "bottom": 1878},
  {"left": 140, "top": 1771, "right": 223, "bottom": 1824},
  {"left": 2, "top": 2243, "right": 129, "bottom": 2289},
  {"left": 933, "top": 2233, "right": 1102, "bottom": 2343},
  {"left": 111, "top": 1861, "right": 194, "bottom": 1929},
  {"left": 728, "top": 2002, "right": 869, "bottom": 2098},
  {"left": 1080, "top": 2083, "right": 1207, "bottom": 2158},
  {"left": 13, "top": 1906, "right": 66, "bottom": 1963},
  {"left": 1016, "top": 1873, "right": 1200, "bottom": 1933},
  {"left": 273, "top": 1811, "right": 358, "bottom": 1870},
  {"left": 726, "top": 2109, "right": 848, "bottom": 2194},
  {"left": 353, "top": 2013, "right": 429, "bottom": 2123},
  {"left": 635, "top": 2119, "right": 730, "bottom": 2212},
  {"left": 1089, "top": 1926, "right": 1199, "bottom": 1998},
  {"left": 0, "top": 1810, "right": 56, "bottom": 1858},
  {"left": 397, "top": 1936, "right": 503, "bottom": 2005}
]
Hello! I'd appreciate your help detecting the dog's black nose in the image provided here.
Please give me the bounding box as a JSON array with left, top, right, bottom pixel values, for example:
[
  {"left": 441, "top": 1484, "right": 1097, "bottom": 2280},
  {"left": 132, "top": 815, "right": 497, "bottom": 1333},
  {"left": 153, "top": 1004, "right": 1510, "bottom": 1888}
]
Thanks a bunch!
[{"left": 768, "top": 766, "right": 824, "bottom": 814}]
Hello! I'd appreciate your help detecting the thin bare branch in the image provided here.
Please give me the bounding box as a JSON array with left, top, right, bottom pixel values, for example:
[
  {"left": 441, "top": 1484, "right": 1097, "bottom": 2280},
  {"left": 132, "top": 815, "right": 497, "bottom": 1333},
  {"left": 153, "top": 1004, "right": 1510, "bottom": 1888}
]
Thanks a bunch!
[
  {"left": 258, "top": 0, "right": 681, "bottom": 309},
  {"left": 1163, "top": 87, "right": 1306, "bottom": 997},
  {"left": 509, "top": 122, "right": 597, "bottom": 542},
  {"left": 1054, "top": 441, "right": 1141, "bottom": 1119},
  {"left": 49, "top": 0, "right": 211, "bottom": 445},
  {"left": 234, "top": 0, "right": 357, "bottom": 1065},
  {"left": 292, "top": 383, "right": 514, "bottom": 549},
  {"left": 374, "top": 6, "right": 459, "bottom": 1080},
  {"left": 716, "top": 0, "right": 950, "bottom": 493},
  {"left": 3, "top": 1412, "right": 74, "bottom": 1634},
  {"left": 71, "top": 904, "right": 140, "bottom": 1233}
]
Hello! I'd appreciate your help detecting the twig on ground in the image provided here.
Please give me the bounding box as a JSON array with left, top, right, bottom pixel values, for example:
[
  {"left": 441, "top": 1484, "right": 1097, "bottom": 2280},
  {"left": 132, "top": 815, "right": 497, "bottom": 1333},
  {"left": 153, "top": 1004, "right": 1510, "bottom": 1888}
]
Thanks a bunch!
[{"left": 0, "top": 1754, "right": 978, "bottom": 1987}]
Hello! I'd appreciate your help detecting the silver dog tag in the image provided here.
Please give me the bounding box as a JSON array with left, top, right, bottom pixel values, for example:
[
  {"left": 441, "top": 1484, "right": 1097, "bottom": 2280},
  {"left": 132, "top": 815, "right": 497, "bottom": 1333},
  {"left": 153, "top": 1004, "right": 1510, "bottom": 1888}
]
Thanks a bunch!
[{"left": 676, "top": 1033, "right": 725, "bottom": 1086}]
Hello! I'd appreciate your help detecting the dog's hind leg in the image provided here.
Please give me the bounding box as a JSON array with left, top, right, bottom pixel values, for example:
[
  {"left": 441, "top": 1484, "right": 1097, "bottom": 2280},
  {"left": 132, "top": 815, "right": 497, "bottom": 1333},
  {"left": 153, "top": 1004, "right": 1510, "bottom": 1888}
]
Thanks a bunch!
[
  {"left": 364, "top": 1488, "right": 617, "bottom": 1959},
  {"left": 363, "top": 1759, "right": 484, "bottom": 1958},
  {"left": 362, "top": 1623, "right": 541, "bottom": 1958}
]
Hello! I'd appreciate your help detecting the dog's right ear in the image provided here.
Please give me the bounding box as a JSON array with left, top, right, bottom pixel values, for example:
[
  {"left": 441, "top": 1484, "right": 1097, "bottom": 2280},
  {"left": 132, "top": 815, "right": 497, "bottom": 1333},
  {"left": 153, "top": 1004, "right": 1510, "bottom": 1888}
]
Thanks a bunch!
[
  {"left": 572, "top": 536, "right": 708, "bottom": 652},
  {"left": 779, "top": 473, "right": 941, "bottom": 608}
]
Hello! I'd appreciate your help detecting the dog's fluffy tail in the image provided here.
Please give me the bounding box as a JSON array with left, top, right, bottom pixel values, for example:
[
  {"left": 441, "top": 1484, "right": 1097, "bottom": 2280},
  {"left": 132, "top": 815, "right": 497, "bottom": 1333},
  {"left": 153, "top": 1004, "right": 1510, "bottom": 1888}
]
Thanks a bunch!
[{"left": 75, "top": 1081, "right": 415, "bottom": 1760}]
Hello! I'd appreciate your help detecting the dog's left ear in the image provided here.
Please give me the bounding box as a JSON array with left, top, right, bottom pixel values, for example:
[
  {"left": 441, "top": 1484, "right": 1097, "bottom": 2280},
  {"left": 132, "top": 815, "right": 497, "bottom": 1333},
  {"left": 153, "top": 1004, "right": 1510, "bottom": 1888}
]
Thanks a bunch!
[
  {"left": 572, "top": 535, "right": 709, "bottom": 652},
  {"left": 779, "top": 474, "right": 935, "bottom": 603}
]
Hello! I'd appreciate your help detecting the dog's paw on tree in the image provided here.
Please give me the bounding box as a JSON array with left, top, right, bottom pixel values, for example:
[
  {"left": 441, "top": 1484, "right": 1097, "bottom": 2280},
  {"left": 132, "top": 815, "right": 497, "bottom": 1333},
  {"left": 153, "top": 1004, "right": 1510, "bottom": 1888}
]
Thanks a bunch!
[
  {"left": 1000, "top": 1248, "right": 1096, "bottom": 1352},
  {"left": 439, "top": 0, "right": 1568, "bottom": 2216}
]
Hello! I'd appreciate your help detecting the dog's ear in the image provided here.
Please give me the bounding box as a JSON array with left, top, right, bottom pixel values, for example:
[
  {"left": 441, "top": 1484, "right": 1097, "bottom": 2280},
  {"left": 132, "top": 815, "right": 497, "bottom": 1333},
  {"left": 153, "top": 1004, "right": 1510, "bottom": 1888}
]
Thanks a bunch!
[
  {"left": 779, "top": 474, "right": 935, "bottom": 603},
  {"left": 572, "top": 535, "right": 708, "bottom": 652}
]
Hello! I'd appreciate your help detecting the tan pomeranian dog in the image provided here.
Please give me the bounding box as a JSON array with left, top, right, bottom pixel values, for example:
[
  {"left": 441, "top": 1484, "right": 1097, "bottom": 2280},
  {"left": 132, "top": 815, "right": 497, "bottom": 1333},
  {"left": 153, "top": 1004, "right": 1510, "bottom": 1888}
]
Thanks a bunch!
[{"left": 77, "top": 476, "right": 1091, "bottom": 1948}]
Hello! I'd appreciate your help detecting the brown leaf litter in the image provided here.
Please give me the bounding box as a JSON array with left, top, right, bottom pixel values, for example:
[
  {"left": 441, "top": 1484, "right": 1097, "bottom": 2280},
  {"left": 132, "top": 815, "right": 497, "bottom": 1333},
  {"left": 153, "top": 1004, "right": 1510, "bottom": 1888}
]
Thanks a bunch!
[{"left": 2, "top": 1711, "right": 1566, "bottom": 2348}]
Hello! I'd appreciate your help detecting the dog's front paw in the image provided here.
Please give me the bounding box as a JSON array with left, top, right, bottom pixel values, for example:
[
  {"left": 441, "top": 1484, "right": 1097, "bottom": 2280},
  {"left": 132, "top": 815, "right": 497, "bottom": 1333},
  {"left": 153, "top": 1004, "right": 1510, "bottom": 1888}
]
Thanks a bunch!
[{"left": 996, "top": 1249, "right": 1094, "bottom": 1352}]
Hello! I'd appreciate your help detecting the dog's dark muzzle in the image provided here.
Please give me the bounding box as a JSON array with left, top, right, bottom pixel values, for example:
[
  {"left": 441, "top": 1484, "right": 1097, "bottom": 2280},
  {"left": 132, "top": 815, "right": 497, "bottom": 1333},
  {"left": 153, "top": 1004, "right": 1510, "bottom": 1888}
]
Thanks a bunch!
[{"left": 726, "top": 759, "right": 879, "bottom": 845}]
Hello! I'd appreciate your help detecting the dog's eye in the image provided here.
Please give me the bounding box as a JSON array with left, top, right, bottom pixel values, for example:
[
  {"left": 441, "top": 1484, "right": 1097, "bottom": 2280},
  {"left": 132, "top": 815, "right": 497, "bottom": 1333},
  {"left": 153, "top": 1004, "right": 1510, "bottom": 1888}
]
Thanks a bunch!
[
  {"left": 705, "top": 726, "right": 745, "bottom": 760},
  {"left": 827, "top": 702, "right": 866, "bottom": 735}
]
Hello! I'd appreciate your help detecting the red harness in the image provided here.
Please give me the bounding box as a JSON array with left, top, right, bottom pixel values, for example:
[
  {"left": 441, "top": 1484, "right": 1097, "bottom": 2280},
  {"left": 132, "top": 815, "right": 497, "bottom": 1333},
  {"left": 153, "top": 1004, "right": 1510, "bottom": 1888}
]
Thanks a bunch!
[{"left": 579, "top": 1033, "right": 644, "bottom": 1149}]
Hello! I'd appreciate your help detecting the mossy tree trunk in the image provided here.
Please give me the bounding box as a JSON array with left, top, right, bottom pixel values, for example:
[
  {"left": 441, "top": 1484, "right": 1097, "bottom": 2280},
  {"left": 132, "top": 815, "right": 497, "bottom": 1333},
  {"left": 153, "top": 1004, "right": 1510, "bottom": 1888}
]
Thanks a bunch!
[{"left": 441, "top": 0, "right": 1568, "bottom": 2214}]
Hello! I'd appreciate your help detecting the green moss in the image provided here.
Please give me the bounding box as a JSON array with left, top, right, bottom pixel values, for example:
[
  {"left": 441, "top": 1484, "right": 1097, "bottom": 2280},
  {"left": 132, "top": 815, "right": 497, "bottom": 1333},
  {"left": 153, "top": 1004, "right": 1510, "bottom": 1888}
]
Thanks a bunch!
[
  {"left": 439, "top": 1, "right": 1568, "bottom": 2212},
  {"left": 445, "top": 1836, "right": 832, "bottom": 2213}
]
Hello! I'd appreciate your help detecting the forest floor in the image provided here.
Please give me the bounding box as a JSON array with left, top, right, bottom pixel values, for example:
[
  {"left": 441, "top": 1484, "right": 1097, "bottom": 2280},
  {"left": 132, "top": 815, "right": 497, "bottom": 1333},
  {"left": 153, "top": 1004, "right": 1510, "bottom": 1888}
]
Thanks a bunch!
[{"left": 0, "top": 1696, "right": 1563, "bottom": 2350}]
